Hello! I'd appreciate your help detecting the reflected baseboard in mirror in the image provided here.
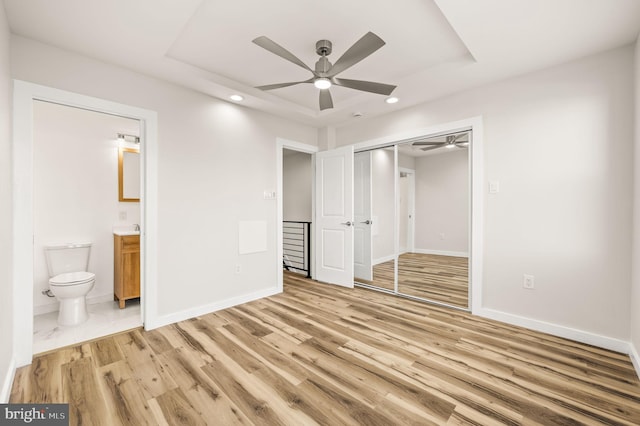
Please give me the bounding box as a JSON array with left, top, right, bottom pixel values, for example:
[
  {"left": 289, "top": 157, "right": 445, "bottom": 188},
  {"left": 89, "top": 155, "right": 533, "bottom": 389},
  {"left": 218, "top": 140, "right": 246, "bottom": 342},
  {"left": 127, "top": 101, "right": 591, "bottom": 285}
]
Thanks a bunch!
[
  {"left": 354, "top": 259, "right": 395, "bottom": 292},
  {"left": 397, "top": 253, "right": 468, "bottom": 309}
]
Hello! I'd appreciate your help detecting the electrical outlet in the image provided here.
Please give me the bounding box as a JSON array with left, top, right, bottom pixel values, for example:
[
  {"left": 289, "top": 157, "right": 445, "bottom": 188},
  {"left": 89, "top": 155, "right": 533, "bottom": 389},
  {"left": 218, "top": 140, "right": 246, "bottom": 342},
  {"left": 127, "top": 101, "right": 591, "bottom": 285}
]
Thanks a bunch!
[
  {"left": 523, "top": 274, "right": 535, "bottom": 289},
  {"left": 235, "top": 264, "right": 241, "bottom": 274},
  {"left": 439, "top": 233, "right": 445, "bottom": 240},
  {"left": 119, "top": 211, "right": 127, "bottom": 220}
]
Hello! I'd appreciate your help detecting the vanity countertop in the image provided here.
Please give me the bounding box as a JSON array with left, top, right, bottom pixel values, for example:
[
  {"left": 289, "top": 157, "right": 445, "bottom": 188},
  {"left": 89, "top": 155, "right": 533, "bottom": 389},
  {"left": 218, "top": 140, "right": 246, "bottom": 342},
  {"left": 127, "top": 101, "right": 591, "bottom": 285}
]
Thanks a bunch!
[{"left": 112, "top": 226, "right": 140, "bottom": 236}]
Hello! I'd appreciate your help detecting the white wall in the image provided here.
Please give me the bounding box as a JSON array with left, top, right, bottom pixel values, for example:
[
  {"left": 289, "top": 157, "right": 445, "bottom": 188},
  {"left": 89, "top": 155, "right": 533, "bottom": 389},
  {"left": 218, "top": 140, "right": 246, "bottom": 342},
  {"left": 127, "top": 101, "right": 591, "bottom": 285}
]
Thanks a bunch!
[
  {"left": 0, "top": 3, "right": 14, "bottom": 402},
  {"left": 631, "top": 34, "right": 640, "bottom": 371},
  {"left": 371, "top": 149, "right": 395, "bottom": 262},
  {"left": 414, "top": 149, "right": 469, "bottom": 255},
  {"left": 337, "top": 46, "right": 634, "bottom": 342},
  {"left": 282, "top": 150, "right": 312, "bottom": 222},
  {"left": 32, "top": 101, "right": 140, "bottom": 314},
  {"left": 11, "top": 36, "right": 317, "bottom": 320}
]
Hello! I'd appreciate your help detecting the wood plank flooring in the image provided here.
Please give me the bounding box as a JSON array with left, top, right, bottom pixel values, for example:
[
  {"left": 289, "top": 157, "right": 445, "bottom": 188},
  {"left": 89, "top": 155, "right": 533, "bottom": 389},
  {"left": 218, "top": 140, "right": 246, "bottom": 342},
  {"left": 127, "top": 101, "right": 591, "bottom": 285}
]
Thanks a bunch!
[
  {"left": 358, "top": 253, "right": 469, "bottom": 309},
  {"left": 11, "top": 272, "right": 640, "bottom": 425}
]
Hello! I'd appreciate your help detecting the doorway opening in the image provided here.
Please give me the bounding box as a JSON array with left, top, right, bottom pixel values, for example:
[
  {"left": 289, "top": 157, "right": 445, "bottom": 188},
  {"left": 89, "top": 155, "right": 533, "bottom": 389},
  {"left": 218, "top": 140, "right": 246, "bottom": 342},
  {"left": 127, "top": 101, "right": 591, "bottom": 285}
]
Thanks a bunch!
[
  {"left": 31, "top": 100, "right": 143, "bottom": 354},
  {"left": 12, "top": 81, "right": 158, "bottom": 366},
  {"left": 276, "top": 139, "right": 318, "bottom": 290}
]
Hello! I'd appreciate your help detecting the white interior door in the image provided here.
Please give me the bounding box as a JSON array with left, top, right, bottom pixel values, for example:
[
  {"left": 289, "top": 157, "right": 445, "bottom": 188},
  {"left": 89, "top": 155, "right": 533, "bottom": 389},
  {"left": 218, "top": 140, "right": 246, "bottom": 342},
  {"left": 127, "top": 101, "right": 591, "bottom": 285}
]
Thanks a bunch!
[
  {"left": 354, "top": 151, "right": 372, "bottom": 280},
  {"left": 315, "top": 146, "right": 354, "bottom": 287}
]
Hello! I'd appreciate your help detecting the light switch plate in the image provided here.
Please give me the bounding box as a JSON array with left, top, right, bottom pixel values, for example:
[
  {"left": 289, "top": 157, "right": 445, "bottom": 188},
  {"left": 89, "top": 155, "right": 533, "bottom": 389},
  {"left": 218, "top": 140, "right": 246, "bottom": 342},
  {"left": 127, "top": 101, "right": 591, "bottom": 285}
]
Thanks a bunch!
[{"left": 489, "top": 180, "right": 500, "bottom": 194}]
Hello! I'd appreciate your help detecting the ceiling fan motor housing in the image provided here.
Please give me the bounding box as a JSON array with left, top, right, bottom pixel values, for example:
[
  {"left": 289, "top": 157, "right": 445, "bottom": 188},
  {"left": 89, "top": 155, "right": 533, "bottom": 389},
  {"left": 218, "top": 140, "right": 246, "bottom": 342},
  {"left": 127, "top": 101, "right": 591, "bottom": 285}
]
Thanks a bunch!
[{"left": 315, "top": 39, "right": 332, "bottom": 56}]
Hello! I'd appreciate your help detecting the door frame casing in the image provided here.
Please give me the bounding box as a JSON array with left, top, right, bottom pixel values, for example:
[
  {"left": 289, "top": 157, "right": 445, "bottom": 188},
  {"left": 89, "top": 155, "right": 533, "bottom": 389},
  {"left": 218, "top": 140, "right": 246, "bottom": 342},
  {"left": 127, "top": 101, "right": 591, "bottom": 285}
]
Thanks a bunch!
[
  {"left": 12, "top": 80, "right": 158, "bottom": 366},
  {"left": 351, "top": 116, "right": 483, "bottom": 314}
]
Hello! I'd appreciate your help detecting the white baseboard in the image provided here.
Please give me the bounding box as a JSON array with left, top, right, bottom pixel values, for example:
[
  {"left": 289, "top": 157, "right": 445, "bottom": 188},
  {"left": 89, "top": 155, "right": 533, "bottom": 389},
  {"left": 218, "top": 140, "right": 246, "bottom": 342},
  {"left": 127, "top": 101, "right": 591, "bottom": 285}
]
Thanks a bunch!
[
  {"left": 630, "top": 341, "right": 640, "bottom": 380},
  {"left": 0, "top": 355, "right": 16, "bottom": 403},
  {"left": 373, "top": 254, "right": 396, "bottom": 265},
  {"left": 414, "top": 248, "right": 469, "bottom": 258},
  {"left": 477, "top": 307, "right": 630, "bottom": 354},
  {"left": 145, "top": 286, "right": 281, "bottom": 330},
  {"left": 33, "top": 293, "right": 116, "bottom": 316}
]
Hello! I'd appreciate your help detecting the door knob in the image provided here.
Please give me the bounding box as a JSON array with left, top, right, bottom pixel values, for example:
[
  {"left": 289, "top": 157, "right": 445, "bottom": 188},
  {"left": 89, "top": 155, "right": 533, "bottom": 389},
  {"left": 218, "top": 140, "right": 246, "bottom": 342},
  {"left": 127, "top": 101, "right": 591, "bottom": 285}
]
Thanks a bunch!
[
  {"left": 360, "top": 220, "right": 372, "bottom": 225},
  {"left": 341, "top": 221, "right": 353, "bottom": 227}
]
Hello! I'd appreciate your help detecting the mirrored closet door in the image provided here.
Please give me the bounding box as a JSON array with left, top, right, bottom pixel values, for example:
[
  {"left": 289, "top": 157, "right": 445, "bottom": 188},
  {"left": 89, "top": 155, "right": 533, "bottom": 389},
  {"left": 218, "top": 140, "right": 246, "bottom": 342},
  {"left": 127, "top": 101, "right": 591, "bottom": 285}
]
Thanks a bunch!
[
  {"left": 354, "top": 147, "right": 396, "bottom": 292},
  {"left": 354, "top": 131, "right": 471, "bottom": 310}
]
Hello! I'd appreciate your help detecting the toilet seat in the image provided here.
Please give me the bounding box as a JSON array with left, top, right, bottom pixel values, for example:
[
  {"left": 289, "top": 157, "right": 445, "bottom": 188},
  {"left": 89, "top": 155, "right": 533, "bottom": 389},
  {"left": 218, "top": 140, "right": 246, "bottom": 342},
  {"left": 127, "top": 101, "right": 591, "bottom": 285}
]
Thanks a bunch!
[{"left": 49, "top": 271, "right": 95, "bottom": 286}]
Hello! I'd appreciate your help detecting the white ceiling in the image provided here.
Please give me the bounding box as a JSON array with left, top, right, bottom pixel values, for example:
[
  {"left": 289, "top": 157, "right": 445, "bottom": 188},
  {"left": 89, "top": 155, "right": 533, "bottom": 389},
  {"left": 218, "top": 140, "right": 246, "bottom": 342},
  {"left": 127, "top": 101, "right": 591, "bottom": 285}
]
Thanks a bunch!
[{"left": 4, "top": 0, "right": 640, "bottom": 128}]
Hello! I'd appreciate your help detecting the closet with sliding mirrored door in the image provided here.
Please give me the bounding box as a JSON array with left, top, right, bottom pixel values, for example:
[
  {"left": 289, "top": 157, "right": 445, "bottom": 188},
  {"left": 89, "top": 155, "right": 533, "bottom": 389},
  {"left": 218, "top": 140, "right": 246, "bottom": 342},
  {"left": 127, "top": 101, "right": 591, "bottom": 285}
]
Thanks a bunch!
[{"left": 353, "top": 131, "right": 471, "bottom": 310}]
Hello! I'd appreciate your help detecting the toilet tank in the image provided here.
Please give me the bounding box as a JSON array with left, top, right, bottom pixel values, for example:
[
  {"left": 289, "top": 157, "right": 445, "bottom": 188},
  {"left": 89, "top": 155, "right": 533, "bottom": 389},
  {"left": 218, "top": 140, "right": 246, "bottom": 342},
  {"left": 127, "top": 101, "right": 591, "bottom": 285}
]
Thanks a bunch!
[{"left": 44, "top": 242, "right": 92, "bottom": 277}]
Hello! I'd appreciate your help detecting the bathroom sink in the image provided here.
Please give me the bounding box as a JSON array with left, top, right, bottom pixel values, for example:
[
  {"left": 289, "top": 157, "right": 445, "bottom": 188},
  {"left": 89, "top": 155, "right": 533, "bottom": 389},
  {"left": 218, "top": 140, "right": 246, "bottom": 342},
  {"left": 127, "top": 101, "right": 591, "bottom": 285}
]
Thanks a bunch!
[{"left": 112, "top": 226, "right": 140, "bottom": 236}]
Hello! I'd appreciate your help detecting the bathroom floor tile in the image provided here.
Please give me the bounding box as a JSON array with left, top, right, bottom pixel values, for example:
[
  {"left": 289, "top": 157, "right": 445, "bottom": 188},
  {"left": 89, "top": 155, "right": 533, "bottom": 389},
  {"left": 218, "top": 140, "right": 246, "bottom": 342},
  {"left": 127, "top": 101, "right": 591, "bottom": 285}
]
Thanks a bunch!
[{"left": 33, "top": 299, "right": 142, "bottom": 354}]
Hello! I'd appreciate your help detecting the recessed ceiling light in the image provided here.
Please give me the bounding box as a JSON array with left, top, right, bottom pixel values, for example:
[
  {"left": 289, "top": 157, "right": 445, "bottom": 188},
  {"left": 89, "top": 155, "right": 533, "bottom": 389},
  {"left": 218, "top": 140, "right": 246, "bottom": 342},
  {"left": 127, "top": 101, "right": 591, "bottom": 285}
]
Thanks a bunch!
[
  {"left": 313, "top": 78, "right": 332, "bottom": 90},
  {"left": 230, "top": 94, "right": 244, "bottom": 102},
  {"left": 385, "top": 97, "right": 399, "bottom": 104}
]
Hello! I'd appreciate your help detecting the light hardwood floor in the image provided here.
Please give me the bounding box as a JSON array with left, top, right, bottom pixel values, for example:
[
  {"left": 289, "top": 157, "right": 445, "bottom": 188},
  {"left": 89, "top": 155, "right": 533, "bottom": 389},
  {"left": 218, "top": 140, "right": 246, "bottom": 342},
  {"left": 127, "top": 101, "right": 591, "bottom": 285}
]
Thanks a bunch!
[
  {"left": 11, "top": 272, "right": 640, "bottom": 425},
  {"left": 358, "top": 253, "right": 469, "bottom": 309}
]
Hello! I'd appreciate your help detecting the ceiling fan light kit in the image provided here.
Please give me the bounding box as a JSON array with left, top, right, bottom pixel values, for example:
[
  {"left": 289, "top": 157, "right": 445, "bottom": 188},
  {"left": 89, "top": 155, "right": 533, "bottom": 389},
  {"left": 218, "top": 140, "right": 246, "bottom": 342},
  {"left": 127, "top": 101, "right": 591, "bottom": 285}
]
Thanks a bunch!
[
  {"left": 313, "top": 78, "right": 332, "bottom": 90},
  {"left": 252, "top": 32, "right": 396, "bottom": 111}
]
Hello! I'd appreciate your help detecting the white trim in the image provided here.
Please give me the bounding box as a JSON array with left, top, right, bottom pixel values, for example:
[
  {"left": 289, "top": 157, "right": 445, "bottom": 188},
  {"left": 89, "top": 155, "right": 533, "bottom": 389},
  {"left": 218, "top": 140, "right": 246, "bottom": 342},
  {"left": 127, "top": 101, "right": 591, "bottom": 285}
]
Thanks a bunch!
[
  {"left": 373, "top": 254, "right": 396, "bottom": 266},
  {"left": 477, "top": 307, "right": 630, "bottom": 354},
  {"left": 146, "top": 287, "right": 280, "bottom": 330},
  {"left": 276, "top": 138, "right": 318, "bottom": 291},
  {"left": 413, "top": 248, "right": 469, "bottom": 258},
  {"left": 0, "top": 356, "right": 16, "bottom": 403},
  {"left": 12, "top": 80, "right": 158, "bottom": 366},
  {"left": 630, "top": 341, "right": 640, "bottom": 380}
]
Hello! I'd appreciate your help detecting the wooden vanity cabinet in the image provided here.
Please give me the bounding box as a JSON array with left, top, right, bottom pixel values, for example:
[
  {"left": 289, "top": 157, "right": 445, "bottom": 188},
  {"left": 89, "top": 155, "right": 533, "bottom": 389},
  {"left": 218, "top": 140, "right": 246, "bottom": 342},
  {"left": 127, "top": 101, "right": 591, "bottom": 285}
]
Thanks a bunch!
[{"left": 114, "top": 234, "right": 140, "bottom": 309}]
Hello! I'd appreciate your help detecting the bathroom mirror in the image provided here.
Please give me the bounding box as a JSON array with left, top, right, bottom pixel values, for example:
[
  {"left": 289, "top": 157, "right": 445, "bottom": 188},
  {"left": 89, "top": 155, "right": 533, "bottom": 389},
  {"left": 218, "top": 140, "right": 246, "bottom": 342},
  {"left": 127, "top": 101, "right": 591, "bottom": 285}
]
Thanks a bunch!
[{"left": 118, "top": 147, "right": 140, "bottom": 202}]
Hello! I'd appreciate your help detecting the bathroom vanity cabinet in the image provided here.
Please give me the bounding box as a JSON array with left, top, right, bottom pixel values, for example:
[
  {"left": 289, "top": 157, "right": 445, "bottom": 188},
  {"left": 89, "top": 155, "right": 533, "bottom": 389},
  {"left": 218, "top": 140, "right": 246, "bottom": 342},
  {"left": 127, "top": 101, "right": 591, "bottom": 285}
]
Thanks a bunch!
[{"left": 114, "top": 234, "right": 140, "bottom": 309}]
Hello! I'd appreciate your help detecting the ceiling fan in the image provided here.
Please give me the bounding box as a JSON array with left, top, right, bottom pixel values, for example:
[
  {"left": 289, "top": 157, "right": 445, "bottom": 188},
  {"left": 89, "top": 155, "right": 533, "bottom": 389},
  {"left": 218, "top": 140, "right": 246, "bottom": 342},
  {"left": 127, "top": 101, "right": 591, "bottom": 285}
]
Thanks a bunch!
[
  {"left": 252, "top": 32, "right": 397, "bottom": 111},
  {"left": 412, "top": 133, "right": 470, "bottom": 151}
]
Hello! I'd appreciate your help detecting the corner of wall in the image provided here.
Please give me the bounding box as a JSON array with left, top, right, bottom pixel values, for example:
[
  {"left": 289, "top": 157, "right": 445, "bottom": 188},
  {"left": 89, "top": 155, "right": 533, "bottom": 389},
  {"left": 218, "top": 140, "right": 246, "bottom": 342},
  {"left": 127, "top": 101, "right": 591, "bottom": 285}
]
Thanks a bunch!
[
  {"left": 0, "top": 355, "right": 16, "bottom": 403},
  {"left": 630, "top": 340, "right": 640, "bottom": 380}
]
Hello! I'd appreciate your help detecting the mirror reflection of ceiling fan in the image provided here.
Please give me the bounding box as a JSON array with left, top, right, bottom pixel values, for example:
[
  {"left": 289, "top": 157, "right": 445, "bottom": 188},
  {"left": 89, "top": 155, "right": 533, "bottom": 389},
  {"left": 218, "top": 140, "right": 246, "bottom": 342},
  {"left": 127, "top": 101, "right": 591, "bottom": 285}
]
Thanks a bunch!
[
  {"left": 252, "top": 32, "right": 397, "bottom": 111},
  {"left": 412, "top": 132, "right": 470, "bottom": 151}
]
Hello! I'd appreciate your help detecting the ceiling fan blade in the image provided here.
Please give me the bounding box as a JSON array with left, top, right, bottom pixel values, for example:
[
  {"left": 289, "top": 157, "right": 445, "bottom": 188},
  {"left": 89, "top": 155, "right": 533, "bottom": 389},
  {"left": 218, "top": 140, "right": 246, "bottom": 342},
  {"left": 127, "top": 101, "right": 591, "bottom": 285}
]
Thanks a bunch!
[
  {"left": 319, "top": 89, "right": 333, "bottom": 110},
  {"left": 333, "top": 77, "right": 396, "bottom": 96},
  {"left": 256, "top": 78, "right": 313, "bottom": 91},
  {"left": 253, "top": 36, "right": 314, "bottom": 74},
  {"left": 420, "top": 145, "right": 443, "bottom": 152},
  {"left": 412, "top": 141, "right": 445, "bottom": 146},
  {"left": 327, "top": 32, "right": 386, "bottom": 77}
]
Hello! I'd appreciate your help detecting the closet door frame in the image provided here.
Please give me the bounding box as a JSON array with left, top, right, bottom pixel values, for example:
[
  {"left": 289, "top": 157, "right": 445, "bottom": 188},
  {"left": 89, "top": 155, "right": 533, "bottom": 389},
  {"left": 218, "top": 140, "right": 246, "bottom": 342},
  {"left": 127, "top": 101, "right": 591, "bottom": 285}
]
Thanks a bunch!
[{"left": 352, "top": 116, "right": 483, "bottom": 314}]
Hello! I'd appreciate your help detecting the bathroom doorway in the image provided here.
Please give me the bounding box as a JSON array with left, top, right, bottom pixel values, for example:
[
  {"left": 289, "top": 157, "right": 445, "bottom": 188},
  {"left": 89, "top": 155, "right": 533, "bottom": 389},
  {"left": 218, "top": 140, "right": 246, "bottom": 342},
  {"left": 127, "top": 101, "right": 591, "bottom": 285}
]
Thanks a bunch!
[
  {"left": 12, "top": 81, "right": 158, "bottom": 366},
  {"left": 31, "top": 101, "right": 143, "bottom": 354}
]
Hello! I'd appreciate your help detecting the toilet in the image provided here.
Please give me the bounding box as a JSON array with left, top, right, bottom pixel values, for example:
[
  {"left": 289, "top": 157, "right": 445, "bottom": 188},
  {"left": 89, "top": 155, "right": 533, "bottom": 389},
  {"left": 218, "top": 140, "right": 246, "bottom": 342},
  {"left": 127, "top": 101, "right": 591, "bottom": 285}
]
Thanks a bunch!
[{"left": 44, "top": 242, "right": 96, "bottom": 326}]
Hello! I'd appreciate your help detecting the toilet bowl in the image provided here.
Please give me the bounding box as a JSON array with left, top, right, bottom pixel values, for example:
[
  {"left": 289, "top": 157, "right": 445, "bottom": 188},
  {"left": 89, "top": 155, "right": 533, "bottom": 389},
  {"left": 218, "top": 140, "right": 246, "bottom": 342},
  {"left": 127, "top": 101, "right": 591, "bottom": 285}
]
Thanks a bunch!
[
  {"left": 44, "top": 243, "right": 95, "bottom": 326},
  {"left": 49, "top": 271, "right": 95, "bottom": 326}
]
